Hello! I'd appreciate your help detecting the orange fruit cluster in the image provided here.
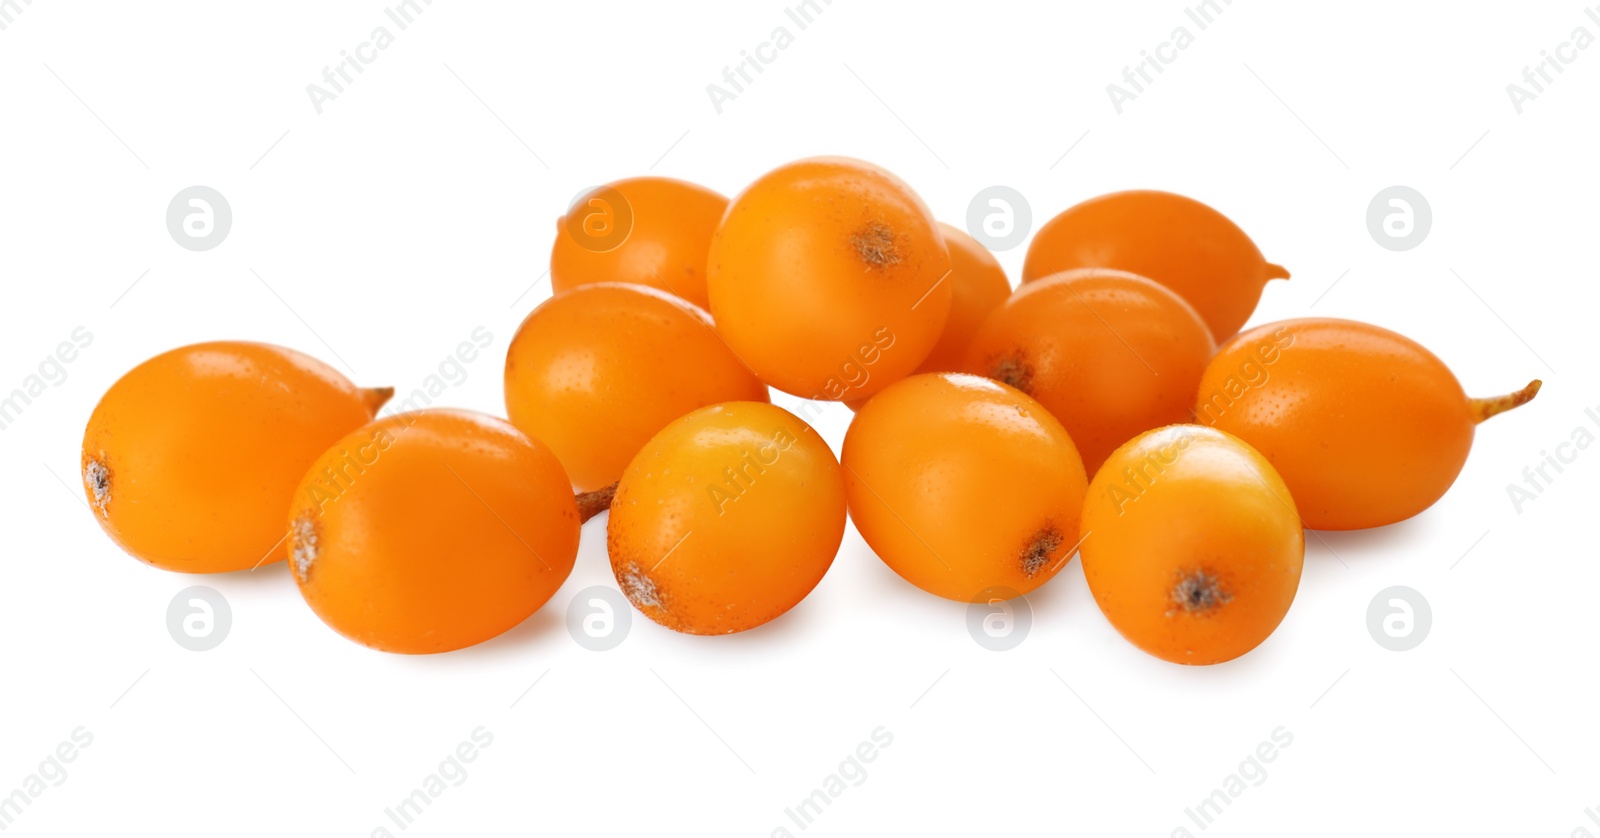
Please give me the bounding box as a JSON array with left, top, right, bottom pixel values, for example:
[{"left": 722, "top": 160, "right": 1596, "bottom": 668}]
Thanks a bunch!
[{"left": 81, "top": 159, "right": 1539, "bottom": 663}]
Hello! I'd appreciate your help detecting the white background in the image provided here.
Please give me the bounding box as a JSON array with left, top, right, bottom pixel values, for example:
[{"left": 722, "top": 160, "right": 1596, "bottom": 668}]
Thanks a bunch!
[{"left": 1, "top": 1, "right": 1596, "bottom": 835}]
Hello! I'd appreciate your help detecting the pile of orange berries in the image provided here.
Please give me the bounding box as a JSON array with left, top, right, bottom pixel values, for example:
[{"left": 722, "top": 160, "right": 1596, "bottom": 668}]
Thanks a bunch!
[{"left": 81, "top": 158, "right": 1541, "bottom": 664}]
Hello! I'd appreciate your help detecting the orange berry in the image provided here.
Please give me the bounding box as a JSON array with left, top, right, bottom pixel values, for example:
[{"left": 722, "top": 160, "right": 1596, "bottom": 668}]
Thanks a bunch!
[
  {"left": 289, "top": 409, "right": 579, "bottom": 653},
  {"left": 843, "top": 373, "right": 1087, "bottom": 602},
  {"left": 607, "top": 402, "right": 845, "bottom": 634},
  {"left": 707, "top": 157, "right": 953, "bottom": 400},
  {"left": 962, "top": 269, "right": 1214, "bottom": 475},
  {"left": 81, "top": 341, "right": 390, "bottom": 573},
  {"left": 1197, "top": 318, "right": 1540, "bottom": 530},
  {"left": 914, "top": 223, "right": 1012, "bottom": 374},
  {"left": 1022, "top": 190, "right": 1288, "bottom": 340},
  {"left": 1082, "top": 425, "right": 1304, "bottom": 665},
  {"left": 842, "top": 223, "right": 1012, "bottom": 412},
  {"left": 504, "top": 283, "right": 769, "bottom": 492},
  {"left": 550, "top": 176, "right": 727, "bottom": 309}
]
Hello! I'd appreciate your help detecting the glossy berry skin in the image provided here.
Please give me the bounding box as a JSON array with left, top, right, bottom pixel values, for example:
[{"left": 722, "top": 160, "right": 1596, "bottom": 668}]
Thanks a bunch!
[
  {"left": 1082, "top": 425, "right": 1304, "bottom": 666},
  {"left": 81, "top": 341, "right": 390, "bottom": 573},
  {"left": 1197, "top": 318, "right": 1541, "bottom": 530},
  {"left": 706, "top": 157, "right": 953, "bottom": 401},
  {"left": 843, "top": 373, "right": 1088, "bottom": 602},
  {"left": 963, "top": 269, "right": 1214, "bottom": 476},
  {"left": 607, "top": 402, "right": 845, "bottom": 635},
  {"left": 289, "top": 409, "right": 579, "bottom": 654},
  {"left": 1022, "top": 190, "right": 1288, "bottom": 340},
  {"left": 504, "top": 283, "right": 769, "bottom": 492},
  {"left": 550, "top": 177, "right": 728, "bottom": 310}
]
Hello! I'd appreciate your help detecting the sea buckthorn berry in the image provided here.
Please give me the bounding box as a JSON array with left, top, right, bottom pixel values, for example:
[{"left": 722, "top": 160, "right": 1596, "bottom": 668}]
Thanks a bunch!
[
  {"left": 550, "top": 176, "right": 728, "bottom": 309},
  {"left": 706, "top": 157, "right": 953, "bottom": 401},
  {"left": 81, "top": 341, "right": 390, "bottom": 573},
  {"left": 1081, "top": 425, "right": 1304, "bottom": 666},
  {"left": 844, "top": 223, "right": 1012, "bottom": 412},
  {"left": 289, "top": 409, "right": 579, "bottom": 654},
  {"left": 842, "top": 373, "right": 1088, "bottom": 602},
  {"left": 1196, "top": 318, "right": 1541, "bottom": 530},
  {"left": 504, "top": 283, "right": 769, "bottom": 492},
  {"left": 915, "top": 223, "right": 1012, "bottom": 374},
  {"left": 962, "top": 268, "right": 1214, "bottom": 475},
  {"left": 1022, "top": 190, "right": 1288, "bottom": 340},
  {"left": 607, "top": 402, "right": 845, "bottom": 635}
]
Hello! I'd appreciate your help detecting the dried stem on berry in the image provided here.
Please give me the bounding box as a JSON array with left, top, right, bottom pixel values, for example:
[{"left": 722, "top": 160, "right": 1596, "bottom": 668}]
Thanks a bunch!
[
  {"left": 1469, "top": 379, "right": 1541, "bottom": 424},
  {"left": 576, "top": 481, "right": 618, "bottom": 524}
]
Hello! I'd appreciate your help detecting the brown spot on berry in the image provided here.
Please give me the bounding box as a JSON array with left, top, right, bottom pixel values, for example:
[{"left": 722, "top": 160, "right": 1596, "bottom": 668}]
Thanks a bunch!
[
  {"left": 1019, "top": 526, "right": 1063, "bottom": 577},
  {"left": 1168, "top": 568, "right": 1231, "bottom": 616},
  {"left": 851, "top": 221, "right": 901, "bottom": 267},
  {"left": 620, "top": 563, "right": 663, "bottom": 610},
  {"left": 990, "top": 352, "right": 1034, "bottom": 394},
  {"left": 291, "top": 514, "right": 319, "bottom": 581},
  {"left": 84, "top": 457, "right": 111, "bottom": 517}
]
